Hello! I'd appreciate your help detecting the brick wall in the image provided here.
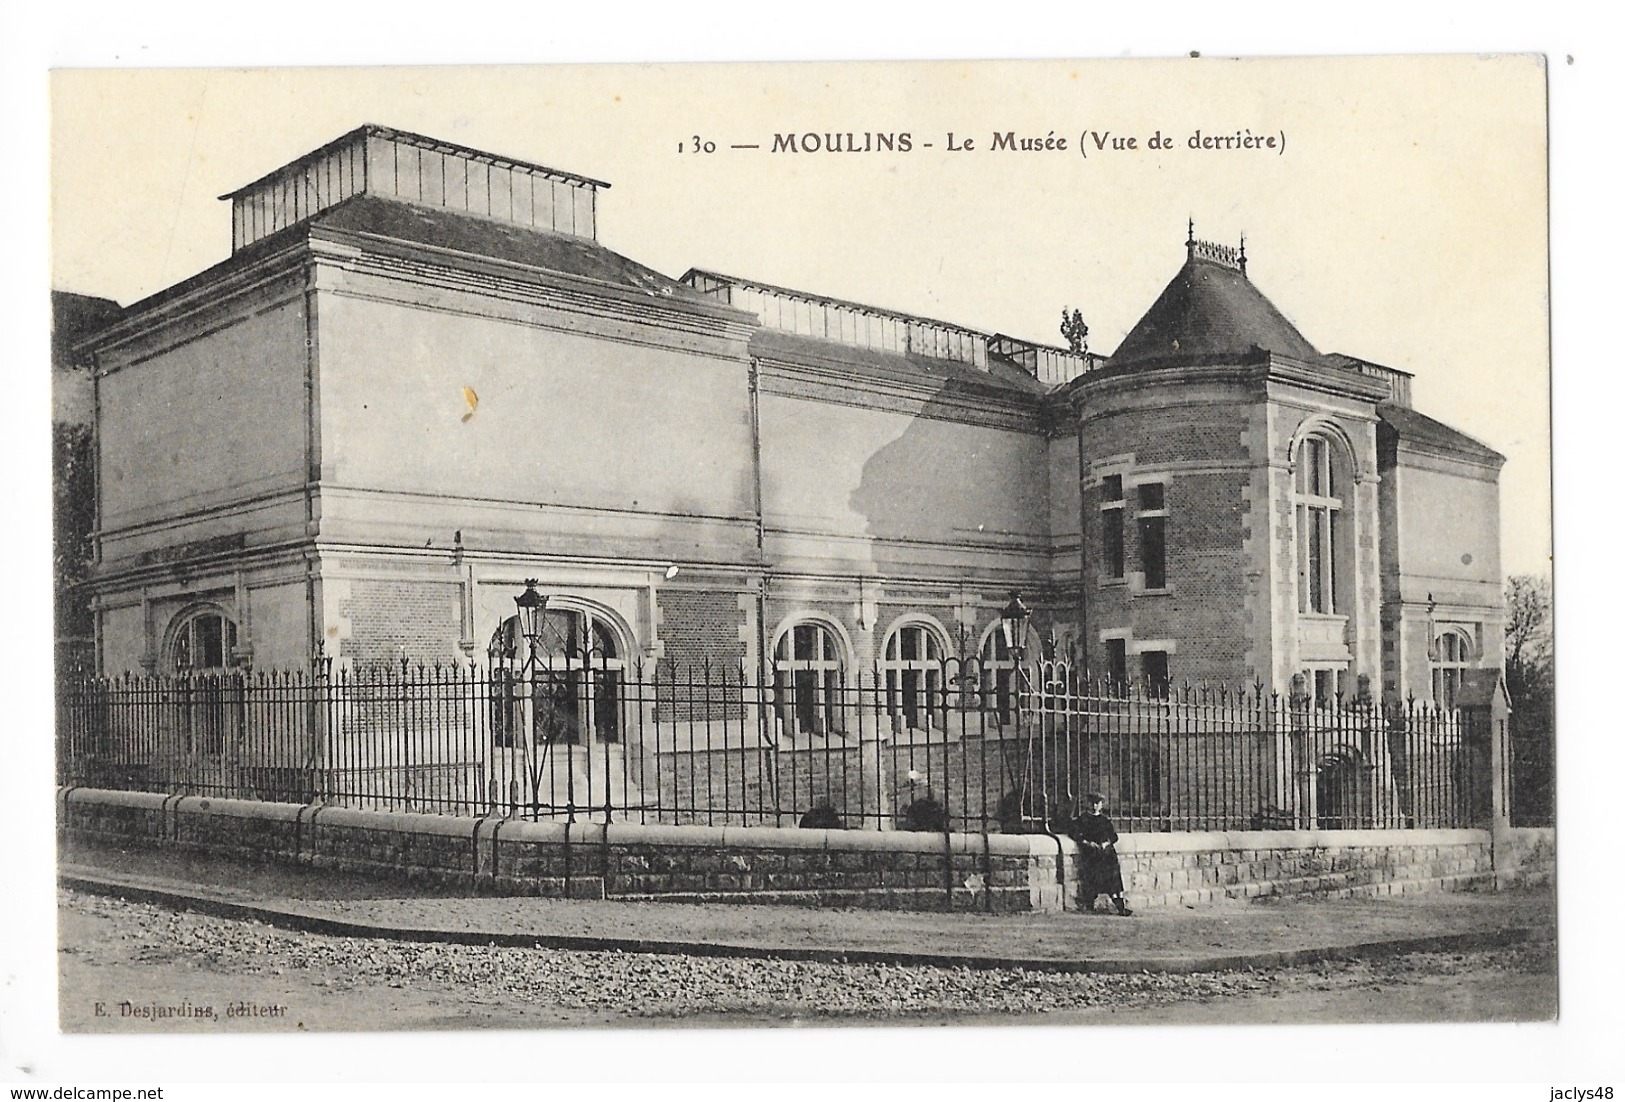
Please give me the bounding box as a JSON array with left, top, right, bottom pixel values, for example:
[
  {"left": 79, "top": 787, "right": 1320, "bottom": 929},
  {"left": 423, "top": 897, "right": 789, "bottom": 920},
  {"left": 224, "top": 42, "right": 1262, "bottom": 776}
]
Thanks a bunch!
[
  {"left": 1079, "top": 400, "right": 1253, "bottom": 685},
  {"left": 657, "top": 589, "right": 747, "bottom": 669},
  {"left": 655, "top": 589, "right": 748, "bottom": 720},
  {"left": 648, "top": 736, "right": 1040, "bottom": 832},
  {"left": 339, "top": 580, "right": 462, "bottom": 666}
]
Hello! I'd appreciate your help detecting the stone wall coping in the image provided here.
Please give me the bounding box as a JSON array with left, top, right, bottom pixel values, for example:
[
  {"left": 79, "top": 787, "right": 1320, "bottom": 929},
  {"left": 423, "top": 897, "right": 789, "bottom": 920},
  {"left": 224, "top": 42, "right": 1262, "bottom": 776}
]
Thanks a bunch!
[
  {"left": 58, "top": 789, "right": 1066, "bottom": 857},
  {"left": 58, "top": 789, "right": 1490, "bottom": 860},
  {"left": 1495, "top": 826, "right": 1555, "bottom": 844},
  {"left": 173, "top": 795, "right": 306, "bottom": 822},
  {"left": 61, "top": 787, "right": 172, "bottom": 811},
  {"left": 495, "top": 819, "right": 604, "bottom": 845},
  {"left": 507, "top": 820, "right": 1064, "bottom": 857},
  {"left": 308, "top": 805, "right": 486, "bottom": 838},
  {"left": 1115, "top": 828, "right": 1490, "bottom": 852}
]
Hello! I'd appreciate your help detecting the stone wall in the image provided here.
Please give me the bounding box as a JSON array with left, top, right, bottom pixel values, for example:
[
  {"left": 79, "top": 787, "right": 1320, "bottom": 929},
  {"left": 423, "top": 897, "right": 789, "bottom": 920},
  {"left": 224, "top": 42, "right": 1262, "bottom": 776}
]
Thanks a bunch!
[
  {"left": 1492, "top": 826, "right": 1555, "bottom": 889},
  {"left": 60, "top": 787, "right": 1549, "bottom": 913},
  {"left": 1115, "top": 828, "right": 1497, "bottom": 907},
  {"left": 58, "top": 787, "right": 1066, "bottom": 913}
]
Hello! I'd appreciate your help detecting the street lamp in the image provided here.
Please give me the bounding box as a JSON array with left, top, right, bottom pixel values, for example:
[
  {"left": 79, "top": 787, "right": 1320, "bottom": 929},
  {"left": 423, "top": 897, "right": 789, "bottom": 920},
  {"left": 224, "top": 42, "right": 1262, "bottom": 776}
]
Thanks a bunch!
[
  {"left": 998, "top": 591, "right": 1039, "bottom": 829},
  {"left": 510, "top": 579, "right": 560, "bottom": 822},
  {"left": 514, "top": 579, "right": 548, "bottom": 659},
  {"left": 998, "top": 592, "right": 1032, "bottom": 662}
]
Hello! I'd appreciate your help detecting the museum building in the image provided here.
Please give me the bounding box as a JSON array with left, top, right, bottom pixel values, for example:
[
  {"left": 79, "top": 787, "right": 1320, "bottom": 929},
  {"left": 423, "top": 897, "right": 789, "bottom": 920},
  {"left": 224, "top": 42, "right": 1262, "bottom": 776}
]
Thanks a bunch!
[{"left": 75, "top": 124, "right": 1507, "bottom": 713}]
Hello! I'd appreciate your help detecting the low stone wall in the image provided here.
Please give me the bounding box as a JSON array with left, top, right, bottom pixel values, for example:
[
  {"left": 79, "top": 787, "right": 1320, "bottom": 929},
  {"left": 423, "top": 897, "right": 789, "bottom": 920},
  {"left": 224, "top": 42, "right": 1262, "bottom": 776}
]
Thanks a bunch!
[
  {"left": 59, "top": 788, "right": 1550, "bottom": 912},
  {"left": 1492, "top": 826, "right": 1556, "bottom": 889},
  {"left": 1115, "top": 829, "right": 1498, "bottom": 907},
  {"left": 57, "top": 788, "right": 1067, "bottom": 913}
]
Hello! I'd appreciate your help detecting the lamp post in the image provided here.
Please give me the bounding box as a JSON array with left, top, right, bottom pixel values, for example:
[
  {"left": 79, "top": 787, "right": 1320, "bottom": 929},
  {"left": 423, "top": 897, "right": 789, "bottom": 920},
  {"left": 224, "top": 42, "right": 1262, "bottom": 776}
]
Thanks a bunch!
[
  {"left": 997, "top": 593, "right": 1042, "bottom": 828},
  {"left": 511, "top": 579, "right": 554, "bottom": 821},
  {"left": 514, "top": 579, "right": 548, "bottom": 661},
  {"left": 998, "top": 592, "right": 1032, "bottom": 664}
]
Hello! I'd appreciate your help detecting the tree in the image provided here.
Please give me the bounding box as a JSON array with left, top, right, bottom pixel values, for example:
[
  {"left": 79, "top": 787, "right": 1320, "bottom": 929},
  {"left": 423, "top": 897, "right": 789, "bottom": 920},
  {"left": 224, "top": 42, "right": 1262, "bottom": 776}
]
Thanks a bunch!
[
  {"left": 53, "top": 420, "right": 96, "bottom": 674},
  {"left": 1059, "top": 308, "right": 1088, "bottom": 355},
  {"left": 1504, "top": 574, "right": 1554, "bottom": 825}
]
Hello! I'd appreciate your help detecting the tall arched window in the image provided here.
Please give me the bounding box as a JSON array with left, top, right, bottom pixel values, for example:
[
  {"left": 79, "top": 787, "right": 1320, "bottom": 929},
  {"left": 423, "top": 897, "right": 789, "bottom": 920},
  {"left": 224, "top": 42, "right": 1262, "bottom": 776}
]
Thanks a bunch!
[
  {"left": 978, "top": 625, "right": 1017, "bottom": 725},
  {"left": 1431, "top": 628, "right": 1474, "bottom": 710},
  {"left": 1295, "top": 433, "right": 1348, "bottom": 615},
  {"left": 880, "top": 621, "right": 946, "bottom": 730},
  {"left": 166, "top": 605, "right": 239, "bottom": 756},
  {"left": 487, "top": 605, "right": 625, "bottom": 746},
  {"left": 772, "top": 620, "right": 846, "bottom": 737}
]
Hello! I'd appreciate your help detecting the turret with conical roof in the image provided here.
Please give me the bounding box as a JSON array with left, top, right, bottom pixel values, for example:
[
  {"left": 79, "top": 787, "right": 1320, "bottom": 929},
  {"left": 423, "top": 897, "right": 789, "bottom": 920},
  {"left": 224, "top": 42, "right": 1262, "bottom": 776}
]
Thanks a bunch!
[
  {"left": 1108, "top": 226, "right": 1319, "bottom": 369},
  {"left": 1066, "top": 226, "right": 1390, "bottom": 694}
]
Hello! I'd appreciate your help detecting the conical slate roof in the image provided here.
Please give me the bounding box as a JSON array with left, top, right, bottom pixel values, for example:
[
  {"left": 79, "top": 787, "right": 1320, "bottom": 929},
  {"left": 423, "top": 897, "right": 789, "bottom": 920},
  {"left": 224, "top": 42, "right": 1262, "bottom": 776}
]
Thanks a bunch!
[{"left": 1109, "top": 239, "right": 1320, "bottom": 368}]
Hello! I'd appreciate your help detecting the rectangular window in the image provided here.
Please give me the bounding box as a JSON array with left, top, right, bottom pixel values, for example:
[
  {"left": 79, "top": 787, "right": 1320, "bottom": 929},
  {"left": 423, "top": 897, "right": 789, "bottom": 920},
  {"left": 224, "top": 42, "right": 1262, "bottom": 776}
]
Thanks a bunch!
[
  {"left": 1139, "top": 516, "right": 1166, "bottom": 589},
  {"left": 1103, "top": 510, "right": 1125, "bottom": 578},
  {"left": 1141, "top": 650, "right": 1170, "bottom": 698},
  {"left": 1101, "top": 475, "right": 1125, "bottom": 580},
  {"left": 1107, "top": 638, "right": 1128, "bottom": 694},
  {"left": 1308, "top": 667, "right": 1347, "bottom": 709},
  {"left": 1118, "top": 744, "right": 1164, "bottom": 813},
  {"left": 1136, "top": 482, "right": 1168, "bottom": 591}
]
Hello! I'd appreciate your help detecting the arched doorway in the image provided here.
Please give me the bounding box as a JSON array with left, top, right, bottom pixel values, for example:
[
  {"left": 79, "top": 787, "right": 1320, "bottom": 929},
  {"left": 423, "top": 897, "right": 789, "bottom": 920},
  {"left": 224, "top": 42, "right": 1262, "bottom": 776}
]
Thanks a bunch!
[
  {"left": 485, "top": 601, "right": 640, "bottom": 820},
  {"left": 488, "top": 605, "right": 626, "bottom": 746},
  {"left": 1315, "top": 750, "right": 1370, "bottom": 829},
  {"left": 164, "top": 604, "right": 241, "bottom": 761}
]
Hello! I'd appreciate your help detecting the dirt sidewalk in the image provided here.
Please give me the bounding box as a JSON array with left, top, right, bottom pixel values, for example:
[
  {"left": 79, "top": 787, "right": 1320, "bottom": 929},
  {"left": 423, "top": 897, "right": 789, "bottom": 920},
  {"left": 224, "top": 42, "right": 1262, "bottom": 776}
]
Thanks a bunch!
[{"left": 58, "top": 840, "right": 1555, "bottom": 974}]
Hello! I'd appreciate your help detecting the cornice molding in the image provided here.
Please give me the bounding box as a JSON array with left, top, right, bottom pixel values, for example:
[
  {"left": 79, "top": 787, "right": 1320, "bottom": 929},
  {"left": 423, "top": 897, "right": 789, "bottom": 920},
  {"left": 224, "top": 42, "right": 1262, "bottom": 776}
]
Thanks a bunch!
[
  {"left": 307, "top": 226, "right": 758, "bottom": 344},
  {"left": 1059, "top": 354, "right": 1392, "bottom": 415},
  {"left": 80, "top": 245, "right": 312, "bottom": 368}
]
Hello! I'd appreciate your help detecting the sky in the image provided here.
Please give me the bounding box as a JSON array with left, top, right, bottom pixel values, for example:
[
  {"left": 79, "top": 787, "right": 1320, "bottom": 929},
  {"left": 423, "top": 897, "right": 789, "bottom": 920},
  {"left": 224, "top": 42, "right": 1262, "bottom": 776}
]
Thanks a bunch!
[{"left": 49, "top": 57, "right": 1552, "bottom": 576}]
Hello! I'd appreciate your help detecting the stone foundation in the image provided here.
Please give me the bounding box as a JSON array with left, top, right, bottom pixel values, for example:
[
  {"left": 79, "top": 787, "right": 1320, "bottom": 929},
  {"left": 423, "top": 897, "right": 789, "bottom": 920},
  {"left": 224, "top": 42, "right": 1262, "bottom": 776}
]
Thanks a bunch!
[
  {"left": 1491, "top": 826, "right": 1556, "bottom": 889},
  {"left": 1115, "top": 829, "right": 1498, "bottom": 907},
  {"left": 57, "top": 787, "right": 1066, "bottom": 913},
  {"left": 59, "top": 787, "right": 1550, "bottom": 912}
]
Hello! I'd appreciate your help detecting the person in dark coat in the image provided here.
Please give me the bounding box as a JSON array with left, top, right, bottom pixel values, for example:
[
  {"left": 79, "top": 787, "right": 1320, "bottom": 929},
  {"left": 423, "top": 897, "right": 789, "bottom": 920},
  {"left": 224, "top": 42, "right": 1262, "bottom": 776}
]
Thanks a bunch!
[{"left": 1070, "top": 793, "right": 1133, "bottom": 916}]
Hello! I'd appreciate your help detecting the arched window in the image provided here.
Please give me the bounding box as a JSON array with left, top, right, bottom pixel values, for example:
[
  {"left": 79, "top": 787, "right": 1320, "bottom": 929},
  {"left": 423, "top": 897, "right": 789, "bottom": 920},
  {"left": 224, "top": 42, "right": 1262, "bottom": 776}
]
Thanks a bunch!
[
  {"left": 1294, "top": 433, "right": 1348, "bottom": 615},
  {"left": 772, "top": 620, "right": 846, "bottom": 737},
  {"left": 978, "top": 625, "right": 1017, "bottom": 724},
  {"left": 1431, "top": 628, "right": 1474, "bottom": 710},
  {"left": 487, "top": 605, "right": 625, "bottom": 746},
  {"left": 169, "top": 606, "right": 237, "bottom": 673},
  {"left": 166, "top": 605, "right": 239, "bottom": 756},
  {"left": 880, "top": 621, "right": 946, "bottom": 730}
]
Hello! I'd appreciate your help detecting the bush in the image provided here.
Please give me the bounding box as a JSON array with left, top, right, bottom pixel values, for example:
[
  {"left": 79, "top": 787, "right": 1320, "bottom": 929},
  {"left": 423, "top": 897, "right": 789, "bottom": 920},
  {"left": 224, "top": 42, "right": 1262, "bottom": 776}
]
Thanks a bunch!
[
  {"left": 996, "top": 788, "right": 1050, "bottom": 833},
  {"left": 899, "top": 796, "right": 947, "bottom": 832},
  {"left": 798, "top": 804, "right": 845, "bottom": 830}
]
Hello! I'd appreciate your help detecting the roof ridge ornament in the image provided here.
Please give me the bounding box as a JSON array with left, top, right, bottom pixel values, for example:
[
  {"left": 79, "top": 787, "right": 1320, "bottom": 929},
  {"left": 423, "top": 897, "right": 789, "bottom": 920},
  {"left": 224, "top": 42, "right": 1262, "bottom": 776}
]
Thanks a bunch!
[{"left": 1188, "top": 235, "right": 1245, "bottom": 272}]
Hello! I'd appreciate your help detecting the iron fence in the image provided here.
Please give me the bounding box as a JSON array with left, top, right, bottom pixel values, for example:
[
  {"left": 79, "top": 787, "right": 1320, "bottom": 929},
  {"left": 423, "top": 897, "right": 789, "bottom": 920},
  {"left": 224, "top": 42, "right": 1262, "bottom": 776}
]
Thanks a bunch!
[{"left": 57, "top": 659, "right": 1484, "bottom": 833}]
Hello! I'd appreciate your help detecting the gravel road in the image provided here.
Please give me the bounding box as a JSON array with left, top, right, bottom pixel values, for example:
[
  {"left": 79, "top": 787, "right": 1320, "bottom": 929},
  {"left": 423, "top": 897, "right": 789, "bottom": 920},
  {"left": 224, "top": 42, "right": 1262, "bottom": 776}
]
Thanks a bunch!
[{"left": 58, "top": 889, "right": 1557, "bottom": 1030}]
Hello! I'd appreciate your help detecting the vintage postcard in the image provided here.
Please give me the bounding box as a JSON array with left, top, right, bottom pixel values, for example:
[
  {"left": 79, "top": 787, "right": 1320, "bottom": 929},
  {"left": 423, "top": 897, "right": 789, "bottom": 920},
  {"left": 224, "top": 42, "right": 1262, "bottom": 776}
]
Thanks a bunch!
[{"left": 37, "top": 52, "right": 1558, "bottom": 1081}]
